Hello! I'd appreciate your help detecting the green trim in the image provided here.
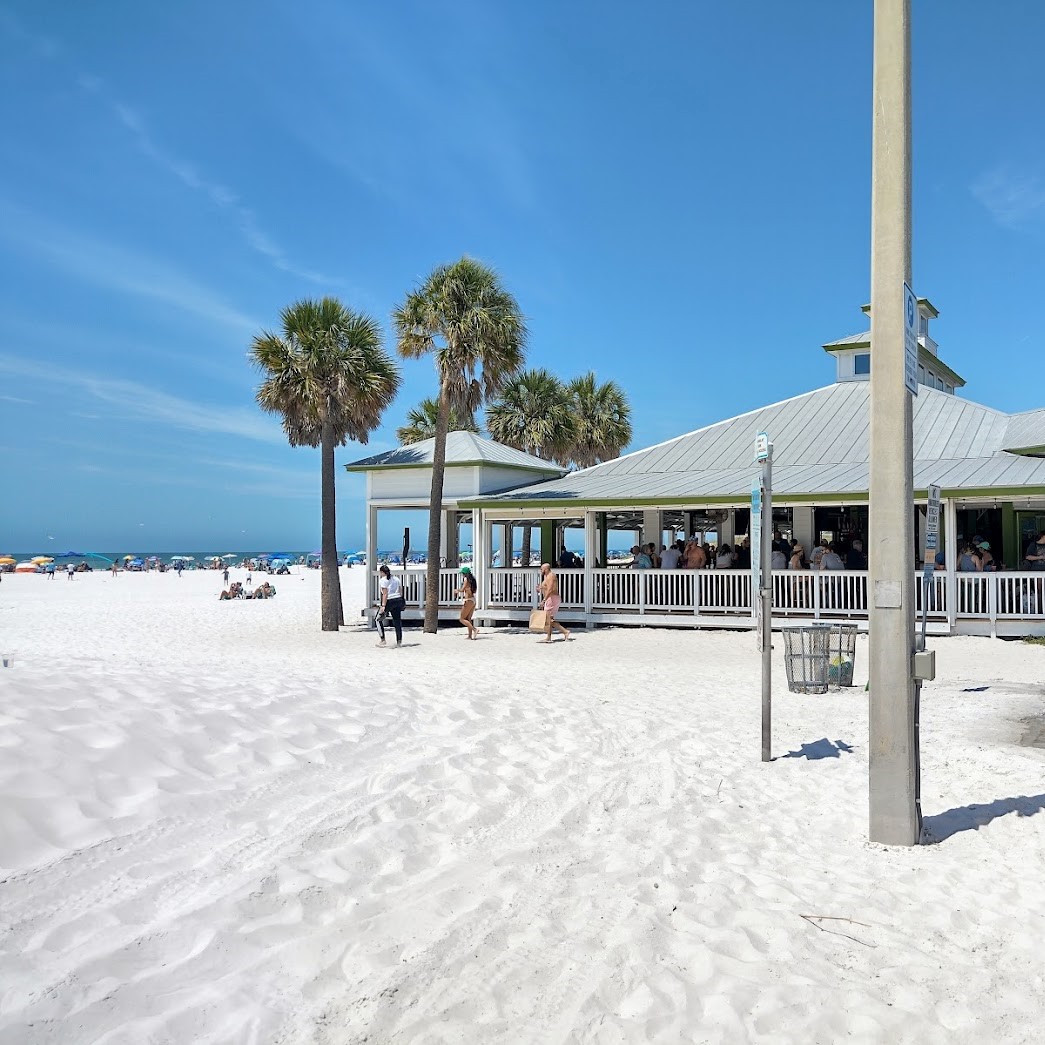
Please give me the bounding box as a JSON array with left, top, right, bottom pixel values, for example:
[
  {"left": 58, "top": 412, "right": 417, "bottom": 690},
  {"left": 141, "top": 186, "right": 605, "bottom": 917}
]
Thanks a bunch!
[
  {"left": 917, "top": 346, "right": 965, "bottom": 386},
  {"left": 859, "top": 298, "right": 938, "bottom": 318},
  {"left": 821, "top": 343, "right": 966, "bottom": 387},
  {"left": 822, "top": 340, "right": 870, "bottom": 352},
  {"left": 463, "top": 485, "right": 1045, "bottom": 511},
  {"left": 345, "top": 459, "right": 562, "bottom": 475},
  {"left": 1005, "top": 444, "right": 1045, "bottom": 457}
]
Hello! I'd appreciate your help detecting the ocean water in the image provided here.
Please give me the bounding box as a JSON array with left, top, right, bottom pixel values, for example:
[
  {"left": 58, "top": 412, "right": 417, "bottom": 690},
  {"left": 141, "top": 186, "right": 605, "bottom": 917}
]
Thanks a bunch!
[{"left": 1, "top": 551, "right": 317, "bottom": 567}]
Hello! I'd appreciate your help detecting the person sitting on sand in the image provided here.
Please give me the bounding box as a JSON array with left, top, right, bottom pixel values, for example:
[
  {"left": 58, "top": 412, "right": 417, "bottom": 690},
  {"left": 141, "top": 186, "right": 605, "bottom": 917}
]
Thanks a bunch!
[
  {"left": 538, "top": 563, "right": 571, "bottom": 643},
  {"left": 253, "top": 582, "right": 276, "bottom": 599},
  {"left": 455, "top": 567, "right": 478, "bottom": 639}
]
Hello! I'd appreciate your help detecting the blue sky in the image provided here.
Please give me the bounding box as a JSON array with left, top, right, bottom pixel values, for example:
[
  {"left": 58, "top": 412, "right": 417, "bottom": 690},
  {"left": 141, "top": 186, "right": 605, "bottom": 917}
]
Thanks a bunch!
[{"left": 2, "top": 1, "right": 1044, "bottom": 552}]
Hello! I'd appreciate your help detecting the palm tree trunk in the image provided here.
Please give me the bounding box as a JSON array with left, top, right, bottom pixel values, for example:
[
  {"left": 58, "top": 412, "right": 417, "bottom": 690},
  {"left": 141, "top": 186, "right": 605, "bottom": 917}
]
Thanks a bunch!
[
  {"left": 423, "top": 386, "right": 452, "bottom": 633},
  {"left": 521, "top": 525, "right": 532, "bottom": 567},
  {"left": 320, "top": 419, "right": 342, "bottom": 632}
]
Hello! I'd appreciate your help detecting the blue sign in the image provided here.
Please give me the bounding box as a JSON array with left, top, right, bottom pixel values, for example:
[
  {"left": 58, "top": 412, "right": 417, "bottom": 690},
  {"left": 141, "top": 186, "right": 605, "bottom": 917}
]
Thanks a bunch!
[{"left": 904, "top": 282, "right": 919, "bottom": 396}]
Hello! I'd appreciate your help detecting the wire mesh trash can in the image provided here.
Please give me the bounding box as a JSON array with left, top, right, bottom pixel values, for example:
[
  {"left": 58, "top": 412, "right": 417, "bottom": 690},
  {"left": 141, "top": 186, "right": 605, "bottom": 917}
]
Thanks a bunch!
[
  {"left": 782, "top": 624, "right": 832, "bottom": 694},
  {"left": 827, "top": 624, "right": 858, "bottom": 690}
]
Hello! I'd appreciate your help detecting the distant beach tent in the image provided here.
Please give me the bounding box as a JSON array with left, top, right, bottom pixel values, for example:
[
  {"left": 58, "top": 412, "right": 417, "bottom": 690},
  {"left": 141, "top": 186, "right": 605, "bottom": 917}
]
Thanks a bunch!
[{"left": 15, "top": 561, "right": 37, "bottom": 573}]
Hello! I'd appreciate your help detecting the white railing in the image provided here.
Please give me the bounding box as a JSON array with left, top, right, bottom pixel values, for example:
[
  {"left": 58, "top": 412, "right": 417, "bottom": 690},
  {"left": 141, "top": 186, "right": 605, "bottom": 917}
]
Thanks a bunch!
[
  {"left": 370, "top": 567, "right": 1045, "bottom": 629},
  {"left": 699, "top": 570, "right": 752, "bottom": 614},
  {"left": 370, "top": 567, "right": 462, "bottom": 608},
  {"left": 488, "top": 567, "right": 541, "bottom": 607}
]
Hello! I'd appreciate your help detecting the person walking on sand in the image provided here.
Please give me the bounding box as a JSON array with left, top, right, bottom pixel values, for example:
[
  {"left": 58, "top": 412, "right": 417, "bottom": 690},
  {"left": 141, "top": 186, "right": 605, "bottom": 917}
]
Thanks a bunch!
[
  {"left": 455, "top": 566, "right": 479, "bottom": 639},
  {"left": 376, "top": 564, "right": 405, "bottom": 647},
  {"left": 538, "top": 562, "right": 571, "bottom": 643}
]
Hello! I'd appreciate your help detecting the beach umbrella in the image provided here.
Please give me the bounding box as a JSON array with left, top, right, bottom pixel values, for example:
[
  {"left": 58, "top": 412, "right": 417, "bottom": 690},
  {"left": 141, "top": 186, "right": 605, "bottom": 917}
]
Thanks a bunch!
[
  {"left": 222, "top": 553, "right": 237, "bottom": 559},
  {"left": 55, "top": 550, "right": 85, "bottom": 558},
  {"left": 170, "top": 555, "right": 194, "bottom": 561},
  {"left": 31, "top": 556, "right": 54, "bottom": 564},
  {"left": 123, "top": 555, "right": 135, "bottom": 560},
  {"left": 0, "top": 556, "right": 15, "bottom": 564}
]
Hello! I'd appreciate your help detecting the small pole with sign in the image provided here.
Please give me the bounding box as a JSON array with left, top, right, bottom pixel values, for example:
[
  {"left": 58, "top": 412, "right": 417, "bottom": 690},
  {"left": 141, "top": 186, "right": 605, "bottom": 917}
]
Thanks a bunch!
[
  {"left": 754, "top": 432, "right": 773, "bottom": 762},
  {"left": 921, "top": 485, "right": 941, "bottom": 651}
]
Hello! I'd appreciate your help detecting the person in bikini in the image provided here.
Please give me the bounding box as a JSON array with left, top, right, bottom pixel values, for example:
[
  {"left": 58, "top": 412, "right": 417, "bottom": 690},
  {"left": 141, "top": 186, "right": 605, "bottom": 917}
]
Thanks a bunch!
[
  {"left": 538, "top": 562, "right": 571, "bottom": 643},
  {"left": 455, "top": 566, "right": 479, "bottom": 639}
]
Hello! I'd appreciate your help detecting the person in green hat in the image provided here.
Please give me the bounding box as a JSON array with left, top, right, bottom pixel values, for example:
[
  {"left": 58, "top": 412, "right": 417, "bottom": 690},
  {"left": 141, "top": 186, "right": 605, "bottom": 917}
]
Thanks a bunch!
[{"left": 455, "top": 566, "right": 479, "bottom": 639}]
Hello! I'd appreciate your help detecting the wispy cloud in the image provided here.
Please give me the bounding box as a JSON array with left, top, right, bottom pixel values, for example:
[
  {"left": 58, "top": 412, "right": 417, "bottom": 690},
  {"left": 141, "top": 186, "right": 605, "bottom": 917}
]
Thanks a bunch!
[
  {"left": 0, "top": 394, "right": 35, "bottom": 405},
  {"left": 3, "top": 9, "right": 336, "bottom": 289},
  {"left": 277, "top": 7, "right": 539, "bottom": 216},
  {"left": 0, "top": 203, "right": 261, "bottom": 335},
  {"left": 0, "top": 353, "right": 282, "bottom": 444},
  {"left": 84, "top": 83, "right": 339, "bottom": 286},
  {"left": 971, "top": 166, "right": 1045, "bottom": 229},
  {"left": 102, "top": 93, "right": 338, "bottom": 286}
]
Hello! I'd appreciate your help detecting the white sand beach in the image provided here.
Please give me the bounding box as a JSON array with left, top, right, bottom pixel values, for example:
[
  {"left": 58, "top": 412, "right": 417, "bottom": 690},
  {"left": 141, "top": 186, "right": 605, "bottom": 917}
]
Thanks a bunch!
[{"left": 1, "top": 567, "right": 1043, "bottom": 1043}]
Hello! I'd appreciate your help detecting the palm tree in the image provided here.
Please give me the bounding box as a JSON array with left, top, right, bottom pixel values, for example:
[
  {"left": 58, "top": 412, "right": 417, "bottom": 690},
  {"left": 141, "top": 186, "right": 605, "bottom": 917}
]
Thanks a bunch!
[
  {"left": 394, "top": 257, "right": 526, "bottom": 633},
  {"left": 396, "top": 397, "right": 479, "bottom": 445},
  {"left": 252, "top": 297, "right": 401, "bottom": 632},
  {"left": 486, "top": 368, "right": 575, "bottom": 461},
  {"left": 565, "top": 372, "right": 633, "bottom": 469},
  {"left": 486, "top": 368, "right": 575, "bottom": 565}
]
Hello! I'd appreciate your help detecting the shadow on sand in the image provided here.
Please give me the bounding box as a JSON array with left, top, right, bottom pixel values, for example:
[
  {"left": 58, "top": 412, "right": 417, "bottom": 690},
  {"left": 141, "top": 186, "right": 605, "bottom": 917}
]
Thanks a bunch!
[
  {"left": 781, "top": 738, "right": 854, "bottom": 760},
  {"left": 921, "top": 794, "right": 1045, "bottom": 843}
]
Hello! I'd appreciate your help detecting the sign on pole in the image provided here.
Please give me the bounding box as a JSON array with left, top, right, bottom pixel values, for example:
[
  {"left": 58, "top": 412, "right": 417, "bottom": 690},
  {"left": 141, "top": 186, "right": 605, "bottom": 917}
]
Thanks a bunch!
[
  {"left": 904, "top": 282, "right": 919, "bottom": 397},
  {"left": 920, "top": 483, "right": 941, "bottom": 650},
  {"left": 924, "top": 484, "right": 941, "bottom": 554},
  {"left": 755, "top": 431, "right": 770, "bottom": 462},
  {"left": 753, "top": 433, "right": 772, "bottom": 763},
  {"left": 751, "top": 478, "right": 762, "bottom": 595}
]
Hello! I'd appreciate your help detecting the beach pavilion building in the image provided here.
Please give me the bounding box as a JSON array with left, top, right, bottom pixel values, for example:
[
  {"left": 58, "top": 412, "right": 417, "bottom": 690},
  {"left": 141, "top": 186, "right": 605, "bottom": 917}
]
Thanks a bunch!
[{"left": 347, "top": 301, "right": 1045, "bottom": 637}]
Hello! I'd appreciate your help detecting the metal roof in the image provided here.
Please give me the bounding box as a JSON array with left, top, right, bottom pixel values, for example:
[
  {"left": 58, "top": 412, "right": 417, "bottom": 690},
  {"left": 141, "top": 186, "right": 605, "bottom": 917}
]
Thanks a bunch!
[
  {"left": 464, "top": 383, "right": 1045, "bottom": 506},
  {"left": 1004, "top": 408, "right": 1045, "bottom": 452},
  {"left": 822, "top": 330, "right": 871, "bottom": 349},
  {"left": 344, "top": 430, "right": 565, "bottom": 474}
]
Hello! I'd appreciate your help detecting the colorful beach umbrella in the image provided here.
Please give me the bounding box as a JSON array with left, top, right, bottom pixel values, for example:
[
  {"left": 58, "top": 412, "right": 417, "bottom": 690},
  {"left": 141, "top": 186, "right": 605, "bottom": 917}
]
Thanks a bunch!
[
  {"left": 31, "top": 556, "right": 54, "bottom": 564},
  {"left": 0, "top": 556, "right": 15, "bottom": 564}
]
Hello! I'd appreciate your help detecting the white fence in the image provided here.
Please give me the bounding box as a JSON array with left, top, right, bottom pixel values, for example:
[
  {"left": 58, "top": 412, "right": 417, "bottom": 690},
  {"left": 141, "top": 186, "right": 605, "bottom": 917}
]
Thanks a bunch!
[{"left": 370, "top": 567, "right": 1045, "bottom": 631}]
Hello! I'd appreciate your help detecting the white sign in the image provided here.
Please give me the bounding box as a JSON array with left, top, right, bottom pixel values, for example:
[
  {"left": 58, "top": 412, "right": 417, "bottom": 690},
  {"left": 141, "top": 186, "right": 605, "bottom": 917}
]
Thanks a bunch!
[
  {"left": 904, "top": 282, "right": 919, "bottom": 397},
  {"left": 755, "top": 432, "right": 770, "bottom": 462},
  {"left": 751, "top": 479, "right": 762, "bottom": 591},
  {"left": 925, "top": 483, "right": 941, "bottom": 550}
]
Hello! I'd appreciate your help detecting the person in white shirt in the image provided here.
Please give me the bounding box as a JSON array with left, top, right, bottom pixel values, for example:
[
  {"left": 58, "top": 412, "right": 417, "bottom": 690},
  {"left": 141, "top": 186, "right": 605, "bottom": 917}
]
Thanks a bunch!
[
  {"left": 660, "top": 543, "right": 682, "bottom": 569},
  {"left": 376, "top": 564, "right": 405, "bottom": 647}
]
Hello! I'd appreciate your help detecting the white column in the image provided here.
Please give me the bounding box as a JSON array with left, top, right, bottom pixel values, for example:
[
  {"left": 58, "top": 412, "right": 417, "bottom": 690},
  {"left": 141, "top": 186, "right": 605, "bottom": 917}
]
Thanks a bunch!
[
  {"left": 792, "top": 506, "right": 815, "bottom": 556},
  {"left": 472, "top": 510, "right": 485, "bottom": 611},
  {"left": 583, "top": 511, "right": 596, "bottom": 621},
  {"left": 641, "top": 510, "right": 661, "bottom": 549},
  {"left": 366, "top": 503, "right": 378, "bottom": 622},
  {"left": 944, "top": 497, "right": 958, "bottom": 633},
  {"left": 721, "top": 510, "right": 736, "bottom": 547}
]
